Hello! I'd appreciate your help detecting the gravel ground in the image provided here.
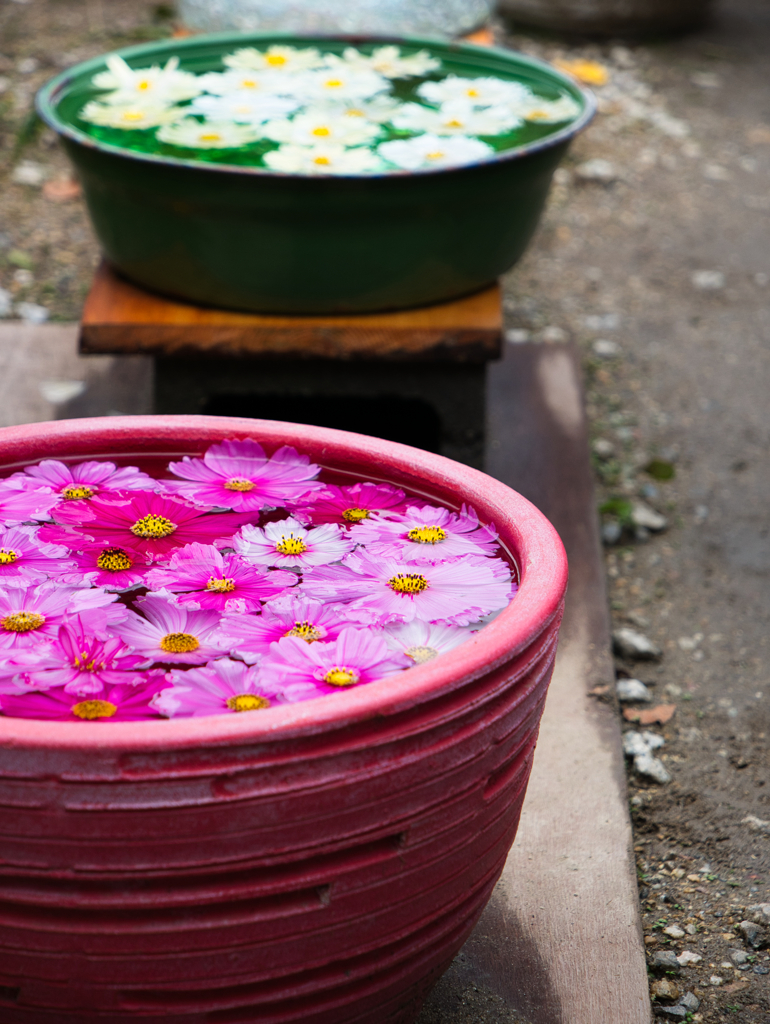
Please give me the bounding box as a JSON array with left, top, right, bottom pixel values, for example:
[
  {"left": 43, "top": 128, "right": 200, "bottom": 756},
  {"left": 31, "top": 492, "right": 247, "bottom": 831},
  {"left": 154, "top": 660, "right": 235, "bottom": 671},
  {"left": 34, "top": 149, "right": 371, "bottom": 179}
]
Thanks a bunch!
[{"left": 1, "top": 1, "right": 770, "bottom": 1021}]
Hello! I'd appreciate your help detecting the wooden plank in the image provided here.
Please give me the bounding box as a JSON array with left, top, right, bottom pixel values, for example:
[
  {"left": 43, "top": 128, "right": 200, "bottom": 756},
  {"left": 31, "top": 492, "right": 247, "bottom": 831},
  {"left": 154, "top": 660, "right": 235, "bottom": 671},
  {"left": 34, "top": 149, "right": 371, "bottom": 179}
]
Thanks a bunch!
[{"left": 80, "top": 263, "right": 502, "bottom": 362}]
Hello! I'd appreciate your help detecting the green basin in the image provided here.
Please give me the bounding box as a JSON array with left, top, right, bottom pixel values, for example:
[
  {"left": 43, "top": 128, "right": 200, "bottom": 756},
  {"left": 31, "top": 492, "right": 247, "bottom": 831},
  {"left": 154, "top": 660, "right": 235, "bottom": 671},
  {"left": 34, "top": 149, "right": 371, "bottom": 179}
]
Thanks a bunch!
[{"left": 37, "top": 33, "right": 594, "bottom": 314}]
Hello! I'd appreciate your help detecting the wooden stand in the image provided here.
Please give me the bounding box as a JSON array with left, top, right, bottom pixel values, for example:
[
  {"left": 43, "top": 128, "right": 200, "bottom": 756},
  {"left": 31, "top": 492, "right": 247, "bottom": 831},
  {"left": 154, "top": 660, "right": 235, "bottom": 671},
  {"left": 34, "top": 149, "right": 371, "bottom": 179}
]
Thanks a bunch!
[{"left": 80, "top": 263, "right": 503, "bottom": 468}]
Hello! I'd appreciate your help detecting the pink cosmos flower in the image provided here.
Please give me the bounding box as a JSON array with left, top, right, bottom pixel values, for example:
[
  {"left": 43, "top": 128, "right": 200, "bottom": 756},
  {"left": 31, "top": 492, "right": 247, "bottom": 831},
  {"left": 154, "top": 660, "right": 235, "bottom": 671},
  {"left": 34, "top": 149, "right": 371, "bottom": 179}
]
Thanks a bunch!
[
  {"left": 0, "top": 676, "right": 166, "bottom": 722},
  {"left": 351, "top": 504, "right": 499, "bottom": 562},
  {"left": 144, "top": 542, "right": 297, "bottom": 612},
  {"left": 152, "top": 657, "right": 306, "bottom": 717},
  {"left": 0, "top": 583, "right": 120, "bottom": 650},
  {"left": 0, "top": 482, "right": 59, "bottom": 524},
  {"left": 0, "top": 525, "right": 76, "bottom": 586},
  {"left": 382, "top": 620, "right": 473, "bottom": 665},
  {"left": 260, "top": 627, "right": 409, "bottom": 697},
  {"left": 292, "top": 482, "right": 409, "bottom": 528},
  {"left": 217, "top": 595, "right": 363, "bottom": 664},
  {"left": 299, "top": 550, "right": 515, "bottom": 626},
  {"left": 56, "top": 543, "right": 153, "bottom": 592},
  {"left": 164, "top": 439, "right": 321, "bottom": 512},
  {"left": 113, "top": 593, "right": 229, "bottom": 664},
  {"left": 51, "top": 491, "right": 253, "bottom": 560},
  {"left": 0, "top": 617, "right": 148, "bottom": 696},
  {"left": 233, "top": 516, "right": 354, "bottom": 570},
  {"left": 9, "top": 459, "right": 157, "bottom": 504}
]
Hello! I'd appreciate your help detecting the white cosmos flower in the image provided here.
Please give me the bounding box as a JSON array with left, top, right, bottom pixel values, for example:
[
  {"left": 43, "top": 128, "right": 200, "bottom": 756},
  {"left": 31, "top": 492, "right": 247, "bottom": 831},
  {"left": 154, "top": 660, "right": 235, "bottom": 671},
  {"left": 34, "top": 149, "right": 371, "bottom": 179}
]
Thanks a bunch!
[
  {"left": 224, "top": 45, "right": 326, "bottom": 73},
  {"left": 331, "top": 45, "right": 441, "bottom": 79},
  {"left": 262, "top": 110, "right": 381, "bottom": 147},
  {"left": 295, "top": 68, "right": 390, "bottom": 102},
  {"left": 190, "top": 92, "right": 299, "bottom": 125},
  {"left": 418, "top": 74, "right": 531, "bottom": 108},
  {"left": 197, "top": 69, "right": 282, "bottom": 96},
  {"left": 79, "top": 100, "right": 181, "bottom": 130},
  {"left": 92, "top": 55, "right": 201, "bottom": 105},
  {"left": 391, "top": 100, "right": 521, "bottom": 137},
  {"left": 263, "top": 143, "right": 382, "bottom": 175},
  {"left": 379, "top": 134, "right": 494, "bottom": 171},
  {"left": 517, "top": 94, "right": 582, "bottom": 123},
  {"left": 383, "top": 621, "right": 473, "bottom": 664},
  {"left": 324, "top": 95, "right": 405, "bottom": 124},
  {"left": 157, "top": 119, "right": 261, "bottom": 149}
]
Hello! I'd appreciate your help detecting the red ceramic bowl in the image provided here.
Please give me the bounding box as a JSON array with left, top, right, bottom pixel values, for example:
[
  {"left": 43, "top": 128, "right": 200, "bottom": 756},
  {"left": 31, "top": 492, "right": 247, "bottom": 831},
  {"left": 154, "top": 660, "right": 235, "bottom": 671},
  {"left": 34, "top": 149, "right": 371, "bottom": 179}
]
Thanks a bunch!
[{"left": 0, "top": 416, "right": 567, "bottom": 1024}]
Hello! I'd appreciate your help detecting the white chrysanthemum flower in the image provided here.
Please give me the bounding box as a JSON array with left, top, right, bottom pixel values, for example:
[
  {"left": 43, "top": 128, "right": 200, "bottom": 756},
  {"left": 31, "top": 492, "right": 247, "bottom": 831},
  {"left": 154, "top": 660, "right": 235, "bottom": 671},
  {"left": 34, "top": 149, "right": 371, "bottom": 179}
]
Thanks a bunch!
[
  {"left": 332, "top": 45, "right": 441, "bottom": 80},
  {"left": 262, "top": 110, "right": 381, "bottom": 148},
  {"left": 79, "top": 101, "right": 181, "bottom": 131},
  {"left": 324, "top": 95, "right": 405, "bottom": 124},
  {"left": 263, "top": 143, "right": 382, "bottom": 175},
  {"left": 379, "top": 133, "right": 494, "bottom": 171},
  {"left": 224, "top": 45, "right": 326, "bottom": 73},
  {"left": 156, "top": 119, "right": 261, "bottom": 149},
  {"left": 190, "top": 92, "right": 299, "bottom": 125},
  {"left": 295, "top": 68, "right": 390, "bottom": 102},
  {"left": 391, "top": 100, "right": 521, "bottom": 137},
  {"left": 517, "top": 94, "right": 582, "bottom": 123},
  {"left": 418, "top": 74, "right": 531, "bottom": 108},
  {"left": 92, "top": 55, "right": 201, "bottom": 105}
]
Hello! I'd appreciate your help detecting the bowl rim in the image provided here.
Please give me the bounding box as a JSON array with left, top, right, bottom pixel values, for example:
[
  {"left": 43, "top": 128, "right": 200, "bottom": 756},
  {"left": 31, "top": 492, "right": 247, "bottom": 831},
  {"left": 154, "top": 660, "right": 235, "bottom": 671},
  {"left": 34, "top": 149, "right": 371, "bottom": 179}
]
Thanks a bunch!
[
  {"left": 35, "top": 30, "right": 596, "bottom": 182},
  {"left": 0, "top": 415, "right": 568, "bottom": 751}
]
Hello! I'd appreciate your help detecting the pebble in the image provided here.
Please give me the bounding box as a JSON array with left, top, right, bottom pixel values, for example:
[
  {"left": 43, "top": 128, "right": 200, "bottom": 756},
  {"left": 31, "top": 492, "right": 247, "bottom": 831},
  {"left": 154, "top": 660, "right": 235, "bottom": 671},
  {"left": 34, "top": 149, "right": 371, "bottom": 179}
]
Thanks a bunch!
[
  {"left": 691, "top": 270, "right": 725, "bottom": 291},
  {"left": 15, "top": 302, "right": 49, "bottom": 324},
  {"left": 504, "top": 328, "right": 530, "bottom": 344},
  {"left": 631, "top": 502, "right": 668, "bottom": 532},
  {"left": 738, "top": 920, "right": 767, "bottom": 949},
  {"left": 685, "top": 924, "right": 698, "bottom": 935},
  {"left": 0, "top": 286, "right": 11, "bottom": 318},
  {"left": 592, "top": 437, "right": 615, "bottom": 459},
  {"left": 575, "top": 158, "right": 617, "bottom": 182},
  {"left": 616, "top": 678, "right": 653, "bottom": 702},
  {"left": 613, "top": 627, "right": 663, "bottom": 660},
  {"left": 654, "top": 1007, "right": 687, "bottom": 1021},
  {"left": 663, "top": 924, "right": 685, "bottom": 939},
  {"left": 742, "top": 815, "right": 770, "bottom": 835},
  {"left": 585, "top": 313, "right": 620, "bottom": 331},
  {"left": 593, "top": 338, "right": 621, "bottom": 358},
  {"left": 677, "top": 950, "right": 702, "bottom": 966},
  {"left": 650, "top": 978, "right": 681, "bottom": 1002},
  {"left": 634, "top": 751, "right": 672, "bottom": 784},
  {"left": 754, "top": 965, "right": 770, "bottom": 975},
  {"left": 602, "top": 521, "right": 622, "bottom": 545},
  {"left": 747, "top": 903, "right": 770, "bottom": 926},
  {"left": 730, "top": 949, "right": 749, "bottom": 964},
  {"left": 16, "top": 56, "right": 39, "bottom": 74},
  {"left": 623, "top": 730, "right": 665, "bottom": 756},
  {"left": 10, "top": 160, "right": 46, "bottom": 187},
  {"left": 650, "top": 950, "right": 680, "bottom": 973},
  {"left": 709, "top": 975, "right": 723, "bottom": 986},
  {"left": 13, "top": 268, "right": 33, "bottom": 287}
]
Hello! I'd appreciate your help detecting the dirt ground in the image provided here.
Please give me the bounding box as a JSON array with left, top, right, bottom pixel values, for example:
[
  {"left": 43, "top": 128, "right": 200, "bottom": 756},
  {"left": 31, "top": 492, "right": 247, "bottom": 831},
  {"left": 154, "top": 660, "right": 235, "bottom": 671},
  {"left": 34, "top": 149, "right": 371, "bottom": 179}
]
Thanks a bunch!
[{"left": 1, "top": 1, "right": 770, "bottom": 1021}]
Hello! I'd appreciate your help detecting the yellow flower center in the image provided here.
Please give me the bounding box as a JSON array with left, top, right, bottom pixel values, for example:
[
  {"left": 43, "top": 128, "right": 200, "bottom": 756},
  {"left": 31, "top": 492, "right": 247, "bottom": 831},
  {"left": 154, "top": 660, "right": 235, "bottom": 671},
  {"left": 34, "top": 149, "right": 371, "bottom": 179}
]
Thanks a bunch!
[
  {"left": 445, "top": 119, "right": 464, "bottom": 128},
  {"left": 62, "top": 485, "right": 96, "bottom": 500},
  {"left": 312, "top": 126, "right": 331, "bottom": 137},
  {"left": 2, "top": 611, "right": 44, "bottom": 633},
  {"left": 224, "top": 478, "right": 255, "bottom": 492},
  {"left": 388, "top": 573, "right": 429, "bottom": 595},
  {"left": 200, "top": 133, "right": 222, "bottom": 142},
  {"left": 407, "top": 526, "right": 447, "bottom": 545},
  {"left": 122, "top": 111, "right": 146, "bottom": 122},
  {"left": 206, "top": 576, "right": 236, "bottom": 593},
  {"left": 466, "top": 88, "right": 479, "bottom": 97},
  {"left": 346, "top": 108, "right": 364, "bottom": 117},
  {"left": 426, "top": 150, "right": 445, "bottom": 160},
  {"left": 130, "top": 514, "right": 177, "bottom": 538},
  {"left": 72, "top": 699, "right": 117, "bottom": 720},
  {"left": 97, "top": 547, "right": 134, "bottom": 572},
  {"left": 0, "top": 549, "right": 18, "bottom": 565},
  {"left": 137, "top": 80, "right": 152, "bottom": 91},
  {"left": 323, "top": 666, "right": 359, "bottom": 687},
  {"left": 313, "top": 156, "right": 331, "bottom": 166},
  {"left": 284, "top": 621, "right": 323, "bottom": 642},
  {"left": 226, "top": 693, "right": 270, "bottom": 712},
  {"left": 266, "top": 54, "right": 287, "bottom": 66},
  {"left": 73, "top": 652, "right": 98, "bottom": 671},
  {"left": 324, "top": 78, "right": 343, "bottom": 88},
  {"left": 405, "top": 645, "right": 439, "bottom": 664},
  {"left": 526, "top": 110, "right": 549, "bottom": 121},
  {"left": 342, "top": 507, "right": 370, "bottom": 523},
  {"left": 275, "top": 534, "right": 307, "bottom": 555},
  {"left": 159, "top": 632, "right": 200, "bottom": 654},
  {"left": 241, "top": 78, "right": 258, "bottom": 88}
]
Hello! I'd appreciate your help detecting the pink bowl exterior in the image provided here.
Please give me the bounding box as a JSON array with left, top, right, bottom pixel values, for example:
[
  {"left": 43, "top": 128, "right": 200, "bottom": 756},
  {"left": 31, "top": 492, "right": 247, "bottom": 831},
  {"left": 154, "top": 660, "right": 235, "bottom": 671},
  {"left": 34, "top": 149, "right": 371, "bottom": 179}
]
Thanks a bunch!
[{"left": 0, "top": 416, "right": 567, "bottom": 1023}]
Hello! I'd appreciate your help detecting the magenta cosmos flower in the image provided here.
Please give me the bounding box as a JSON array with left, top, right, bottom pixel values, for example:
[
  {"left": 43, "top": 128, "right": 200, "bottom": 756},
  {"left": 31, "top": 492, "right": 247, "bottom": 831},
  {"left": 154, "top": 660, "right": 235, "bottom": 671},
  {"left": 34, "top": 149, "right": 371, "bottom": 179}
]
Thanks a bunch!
[
  {"left": 300, "top": 550, "right": 515, "bottom": 626},
  {"left": 0, "top": 481, "right": 58, "bottom": 524},
  {"left": 9, "top": 459, "right": 157, "bottom": 504},
  {"left": 152, "top": 657, "right": 305, "bottom": 717},
  {"left": 382, "top": 620, "right": 473, "bottom": 665},
  {"left": 1, "top": 617, "right": 148, "bottom": 696},
  {"left": 51, "top": 491, "right": 253, "bottom": 560},
  {"left": 0, "top": 525, "right": 75, "bottom": 586},
  {"left": 114, "top": 593, "right": 229, "bottom": 664},
  {"left": 351, "top": 504, "right": 499, "bottom": 562},
  {"left": 0, "top": 676, "right": 166, "bottom": 722},
  {"left": 0, "top": 583, "right": 121, "bottom": 650},
  {"left": 145, "top": 543, "right": 297, "bottom": 612},
  {"left": 217, "top": 594, "right": 364, "bottom": 664},
  {"left": 233, "top": 516, "right": 354, "bottom": 570},
  {"left": 164, "top": 439, "right": 321, "bottom": 512},
  {"left": 55, "top": 541, "right": 153, "bottom": 592},
  {"left": 292, "top": 482, "right": 409, "bottom": 528}
]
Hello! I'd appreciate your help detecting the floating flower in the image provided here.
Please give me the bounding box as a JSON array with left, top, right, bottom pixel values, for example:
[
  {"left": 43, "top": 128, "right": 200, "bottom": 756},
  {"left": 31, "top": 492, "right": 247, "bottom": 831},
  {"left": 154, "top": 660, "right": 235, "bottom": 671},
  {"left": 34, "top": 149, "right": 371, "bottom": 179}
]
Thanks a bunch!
[
  {"left": 55, "top": 542, "right": 152, "bottom": 592},
  {"left": 323, "top": 95, "right": 404, "bottom": 124},
  {"left": 91, "top": 55, "right": 201, "bottom": 105},
  {"left": 333, "top": 45, "right": 441, "bottom": 80},
  {"left": 189, "top": 92, "right": 299, "bottom": 125},
  {"left": 224, "top": 45, "right": 326, "bottom": 74},
  {"left": 379, "top": 134, "right": 494, "bottom": 171},
  {"left": 382, "top": 620, "right": 473, "bottom": 664},
  {"left": 351, "top": 504, "right": 499, "bottom": 562},
  {"left": 114, "top": 593, "right": 228, "bottom": 665},
  {"left": 262, "top": 110, "right": 381, "bottom": 148},
  {"left": 152, "top": 657, "right": 303, "bottom": 717},
  {"left": 0, "top": 676, "right": 166, "bottom": 722},
  {"left": 79, "top": 101, "right": 181, "bottom": 131},
  {"left": 0, "top": 482, "right": 59, "bottom": 524},
  {"left": 0, "top": 526, "right": 75, "bottom": 586},
  {"left": 165, "top": 439, "right": 321, "bottom": 512},
  {"left": 0, "top": 583, "right": 119, "bottom": 650},
  {"left": 157, "top": 119, "right": 261, "bottom": 150},
  {"left": 218, "top": 595, "right": 361, "bottom": 663},
  {"left": 145, "top": 543, "right": 297, "bottom": 612},
  {"left": 391, "top": 100, "right": 521, "bottom": 137},
  {"left": 234, "top": 517, "right": 354, "bottom": 570},
  {"left": 197, "top": 68, "right": 301, "bottom": 96},
  {"left": 51, "top": 491, "right": 251, "bottom": 560},
  {"left": 9, "top": 459, "right": 157, "bottom": 504},
  {"left": 300, "top": 550, "right": 514, "bottom": 625},
  {"left": 418, "top": 74, "right": 531, "bottom": 108},
  {"left": 295, "top": 68, "right": 390, "bottom": 102},
  {"left": 263, "top": 143, "right": 382, "bottom": 175},
  {"left": 516, "top": 94, "right": 582, "bottom": 124},
  {"left": 261, "top": 627, "right": 408, "bottom": 696},
  {"left": 292, "top": 481, "right": 409, "bottom": 527}
]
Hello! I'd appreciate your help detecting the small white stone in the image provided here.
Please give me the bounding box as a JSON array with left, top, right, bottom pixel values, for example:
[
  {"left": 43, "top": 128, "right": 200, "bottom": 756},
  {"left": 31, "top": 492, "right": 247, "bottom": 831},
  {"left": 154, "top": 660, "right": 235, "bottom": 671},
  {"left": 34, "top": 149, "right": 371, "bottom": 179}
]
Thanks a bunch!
[
  {"left": 634, "top": 751, "right": 671, "bottom": 784},
  {"left": 677, "top": 950, "right": 702, "bottom": 966},
  {"left": 592, "top": 438, "right": 615, "bottom": 459},
  {"left": 677, "top": 633, "right": 704, "bottom": 651},
  {"left": 541, "top": 325, "right": 567, "bottom": 343},
  {"left": 686, "top": 924, "right": 698, "bottom": 935},
  {"left": 575, "top": 158, "right": 617, "bottom": 182},
  {"left": 593, "top": 338, "right": 620, "bottom": 358},
  {"left": 616, "top": 678, "right": 653, "bottom": 702},
  {"left": 15, "top": 302, "right": 48, "bottom": 324},
  {"left": 692, "top": 270, "right": 725, "bottom": 291},
  {"left": 504, "top": 328, "right": 530, "bottom": 344},
  {"left": 11, "top": 160, "right": 46, "bottom": 186},
  {"left": 709, "top": 975, "right": 724, "bottom": 986},
  {"left": 39, "top": 379, "right": 86, "bottom": 404},
  {"left": 553, "top": 167, "right": 571, "bottom": 185},
  {"left": 663, "top": 925, "right": 685, "bottom": 939},
  {"left": 743, "top": 815, "right": 770, "bottom": 834},
  {"left": 12, "top": 268, "right": 33, "bottom": 287},
  {"left": 613, "top": 627, "right": 663, "bottom": 660},
  {"left": 16, "top": 56, "right": 39, "bottom": 73},
  {"left": 631, "top": 502, "right": 668, "bottom": 532}
]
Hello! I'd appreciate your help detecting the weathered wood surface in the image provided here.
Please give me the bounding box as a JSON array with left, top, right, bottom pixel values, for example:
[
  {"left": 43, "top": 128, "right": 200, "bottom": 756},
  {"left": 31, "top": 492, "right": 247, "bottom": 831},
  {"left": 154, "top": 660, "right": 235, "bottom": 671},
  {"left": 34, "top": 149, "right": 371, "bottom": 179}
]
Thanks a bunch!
[{"left": 80, "top": 263, "right": 502, "bottom": 362}]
